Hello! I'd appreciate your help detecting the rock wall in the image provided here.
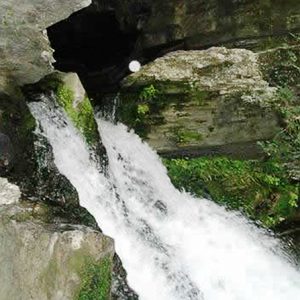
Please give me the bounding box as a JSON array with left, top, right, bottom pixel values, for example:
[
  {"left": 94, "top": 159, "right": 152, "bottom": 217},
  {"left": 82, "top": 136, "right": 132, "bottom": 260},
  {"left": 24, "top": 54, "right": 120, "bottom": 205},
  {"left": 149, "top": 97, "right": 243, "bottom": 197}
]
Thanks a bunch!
[
  {"left": 113, "top": 0, "right": 300, "bottom": 54},
  {"left": 119, "top": 47, "right": 280, "bottom": 158}
]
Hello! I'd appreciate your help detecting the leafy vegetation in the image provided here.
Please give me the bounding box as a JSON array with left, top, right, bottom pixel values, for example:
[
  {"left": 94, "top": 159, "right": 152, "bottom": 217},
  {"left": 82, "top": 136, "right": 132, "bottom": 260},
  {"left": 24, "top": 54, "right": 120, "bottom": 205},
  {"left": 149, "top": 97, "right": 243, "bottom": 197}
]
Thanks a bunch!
[
  {"left": 164, "top": 156, "right": 299, "bottom": 227},
  {"left": 139, "top": 84, "right": 159, "bottom": 102},
  {"left": 77, "top": 256, "right": 112, "bottom": 300},
  {"left": 164, "top": 54, "right": 300, "bottom": 228},
  {"left": 164, "top": 84, "right": 300, "bottom": 228}
]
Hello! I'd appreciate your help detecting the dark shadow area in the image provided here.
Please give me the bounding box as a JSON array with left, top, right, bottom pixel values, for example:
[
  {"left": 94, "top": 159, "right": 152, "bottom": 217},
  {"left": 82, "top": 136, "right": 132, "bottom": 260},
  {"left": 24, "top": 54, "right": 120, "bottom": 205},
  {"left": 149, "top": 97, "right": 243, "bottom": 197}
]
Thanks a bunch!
[{"left": 47, "top": 6, "right": 139, "bottom": 95}]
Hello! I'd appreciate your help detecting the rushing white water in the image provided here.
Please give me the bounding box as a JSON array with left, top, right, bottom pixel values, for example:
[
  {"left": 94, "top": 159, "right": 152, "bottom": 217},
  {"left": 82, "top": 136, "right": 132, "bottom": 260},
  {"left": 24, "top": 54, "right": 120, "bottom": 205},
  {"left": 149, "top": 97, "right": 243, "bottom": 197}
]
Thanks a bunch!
[{"left": 29, "top": 97, "right": 300, "bottom": 300}]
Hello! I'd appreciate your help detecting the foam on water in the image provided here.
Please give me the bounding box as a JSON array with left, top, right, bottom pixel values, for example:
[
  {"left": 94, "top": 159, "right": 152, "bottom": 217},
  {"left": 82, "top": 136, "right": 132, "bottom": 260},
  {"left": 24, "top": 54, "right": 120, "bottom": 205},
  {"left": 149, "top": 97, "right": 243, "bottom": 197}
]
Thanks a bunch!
[{"left": 29, "top": 97, "right": 300, "bottom": 300}]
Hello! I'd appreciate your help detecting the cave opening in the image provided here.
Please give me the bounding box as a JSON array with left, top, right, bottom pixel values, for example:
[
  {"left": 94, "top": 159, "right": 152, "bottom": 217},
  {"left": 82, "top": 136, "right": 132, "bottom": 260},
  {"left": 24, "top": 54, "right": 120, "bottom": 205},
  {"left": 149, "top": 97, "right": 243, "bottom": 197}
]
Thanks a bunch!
[{"left": 47, "top": 5, "right": 140, "bottom": 98}]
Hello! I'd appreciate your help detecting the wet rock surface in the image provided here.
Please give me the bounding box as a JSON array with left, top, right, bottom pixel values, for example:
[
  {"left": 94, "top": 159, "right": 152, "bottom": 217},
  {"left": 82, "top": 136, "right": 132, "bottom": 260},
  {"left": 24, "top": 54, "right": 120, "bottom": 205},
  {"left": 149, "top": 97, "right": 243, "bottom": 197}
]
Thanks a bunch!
[
  {"left": 0, "top": 133, "right": 13, "bottom": 174},
  {"left": 111, "top": 254, "right": 139, "bottom": 300},
  {"left": 0, "top": 91, "right": 75, "bottom": 200}
]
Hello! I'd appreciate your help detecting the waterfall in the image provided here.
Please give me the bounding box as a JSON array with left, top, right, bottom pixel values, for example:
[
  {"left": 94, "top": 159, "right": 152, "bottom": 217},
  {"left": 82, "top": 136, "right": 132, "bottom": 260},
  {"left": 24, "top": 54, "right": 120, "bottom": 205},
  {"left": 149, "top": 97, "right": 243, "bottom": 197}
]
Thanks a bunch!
[{"left": 29, "top": 96, "right": 300, "bottom": 300}]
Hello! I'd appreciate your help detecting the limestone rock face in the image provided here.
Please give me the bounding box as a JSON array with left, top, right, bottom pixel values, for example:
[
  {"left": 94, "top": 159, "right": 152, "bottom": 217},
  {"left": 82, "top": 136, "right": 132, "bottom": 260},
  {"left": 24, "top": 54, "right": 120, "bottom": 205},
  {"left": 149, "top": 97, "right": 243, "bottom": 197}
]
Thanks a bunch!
[
  {"left": 120, "top": 47, "right": 280, "bottom": 158},
  {"left": 0, "top": 193, "right": 114, "bottom": 300},
  {"left": 0, "top": 0, "right": 91, "bottom": 92}
]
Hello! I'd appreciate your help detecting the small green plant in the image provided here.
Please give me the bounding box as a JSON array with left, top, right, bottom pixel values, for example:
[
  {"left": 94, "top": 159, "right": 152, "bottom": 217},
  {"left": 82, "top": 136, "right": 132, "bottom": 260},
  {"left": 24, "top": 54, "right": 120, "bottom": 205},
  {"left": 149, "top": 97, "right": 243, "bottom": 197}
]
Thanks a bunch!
[
  {"left": 137, "top": 103, "right": 150, "bottom": 116},
  {"left": 277, "top": 86, "right": 295, "bottom": 104},
  {"left": 136, "top": 84, "right": 159, "bottom": 119},
  {"left": 139, "top": 85, "right": 159, "bottom": 102},
  {"left": 119, "top": 85, "right": 160, "bottom": 137}
]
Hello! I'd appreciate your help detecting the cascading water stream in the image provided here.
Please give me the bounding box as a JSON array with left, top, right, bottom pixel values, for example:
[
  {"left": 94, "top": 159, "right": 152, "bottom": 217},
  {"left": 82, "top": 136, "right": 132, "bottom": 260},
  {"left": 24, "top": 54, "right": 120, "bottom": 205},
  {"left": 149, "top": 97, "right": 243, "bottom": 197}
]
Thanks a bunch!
[{"left": 29, "top": 96, "right": 300, "bottom": 300}]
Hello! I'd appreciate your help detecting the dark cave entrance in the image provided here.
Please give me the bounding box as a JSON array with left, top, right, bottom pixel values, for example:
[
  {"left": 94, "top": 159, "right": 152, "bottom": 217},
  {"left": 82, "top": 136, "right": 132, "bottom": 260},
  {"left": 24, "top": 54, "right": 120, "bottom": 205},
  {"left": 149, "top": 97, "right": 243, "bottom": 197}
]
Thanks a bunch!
[{"left": 47, "top": 6, "right": 139, "bottom": 97}]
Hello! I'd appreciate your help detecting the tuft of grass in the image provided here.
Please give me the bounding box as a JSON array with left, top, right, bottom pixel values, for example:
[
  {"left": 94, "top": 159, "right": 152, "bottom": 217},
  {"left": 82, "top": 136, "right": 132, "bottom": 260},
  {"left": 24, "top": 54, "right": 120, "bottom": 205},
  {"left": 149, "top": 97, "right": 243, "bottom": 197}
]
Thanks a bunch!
[{"left": 77, "top": 256, "right": 112, "bottom": 300}]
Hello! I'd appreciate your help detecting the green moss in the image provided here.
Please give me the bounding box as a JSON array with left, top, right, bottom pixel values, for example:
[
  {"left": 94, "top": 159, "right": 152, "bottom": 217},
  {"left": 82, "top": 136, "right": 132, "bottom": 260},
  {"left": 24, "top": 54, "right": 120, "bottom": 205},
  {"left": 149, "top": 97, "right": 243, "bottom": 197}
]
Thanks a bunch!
[
  {"left": 164, "top": 157, "right": 299, "bottom": 228},
  {"left": 259, "top": 87, "right": 300, "bottom": 166},
  {"left": 9, "top": 210, "right": 33, "bottom": 222},
  {"left": 56, "top": 85, "right": 98, "bottom": 145},
  {"left": 77, "top": 256, "right": 112, "bottom": 300},
  {"left": 172, "top": 127, "right": 203, "bottom": 145},
  {"left": 252, "top": 33, "right": 300, "bottom": 51}
]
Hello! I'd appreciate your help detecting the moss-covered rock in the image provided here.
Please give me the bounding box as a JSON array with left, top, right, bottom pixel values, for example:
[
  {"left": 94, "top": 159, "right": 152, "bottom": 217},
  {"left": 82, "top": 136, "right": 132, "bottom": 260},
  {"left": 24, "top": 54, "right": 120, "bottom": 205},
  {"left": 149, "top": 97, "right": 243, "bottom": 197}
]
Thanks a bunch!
[
  {"left": 25, "top": 72, "right": 108, "bottom": 165},
  {"left": 55, "top": 73, "right": 99, "bottom": 146},
  {"left": 0, "top": 200, "right": 114, "bottom": 300},
  {"left": 119, "top": 47, "right": 280, "bottom": 158}
]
